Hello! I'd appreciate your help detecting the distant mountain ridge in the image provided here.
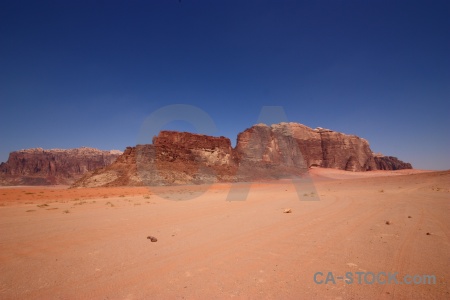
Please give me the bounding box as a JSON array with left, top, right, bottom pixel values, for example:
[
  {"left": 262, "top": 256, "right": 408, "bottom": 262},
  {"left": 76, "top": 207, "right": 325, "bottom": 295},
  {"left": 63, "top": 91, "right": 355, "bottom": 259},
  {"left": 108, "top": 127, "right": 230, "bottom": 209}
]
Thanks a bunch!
[
  {"left": 0, "top": 147, "right": 122, "bottom": 185},
  {"left": 0, "top": 123, "right": 412, "bottom": 186},
  {"left": 72, "top": 122, "right": 412, "bottom": 187}
]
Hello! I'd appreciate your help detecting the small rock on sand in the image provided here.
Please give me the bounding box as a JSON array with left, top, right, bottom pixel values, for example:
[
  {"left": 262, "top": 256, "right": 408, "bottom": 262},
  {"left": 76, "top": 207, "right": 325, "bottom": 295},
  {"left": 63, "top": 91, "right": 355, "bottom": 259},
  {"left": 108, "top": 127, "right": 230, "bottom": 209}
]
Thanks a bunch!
[
  {"left": 147, "top": 236, "right": 158, "bottom": 242},
  {"left": 283, "top": 208, "right": 292, "bottom": 213}
]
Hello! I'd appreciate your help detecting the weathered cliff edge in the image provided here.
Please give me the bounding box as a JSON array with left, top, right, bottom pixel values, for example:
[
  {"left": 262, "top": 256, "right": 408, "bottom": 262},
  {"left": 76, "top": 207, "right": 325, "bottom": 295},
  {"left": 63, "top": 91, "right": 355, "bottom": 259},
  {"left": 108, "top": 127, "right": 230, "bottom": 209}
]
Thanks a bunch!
[{"left": 73, "top": 122, "right": 412, "bottom": 187}]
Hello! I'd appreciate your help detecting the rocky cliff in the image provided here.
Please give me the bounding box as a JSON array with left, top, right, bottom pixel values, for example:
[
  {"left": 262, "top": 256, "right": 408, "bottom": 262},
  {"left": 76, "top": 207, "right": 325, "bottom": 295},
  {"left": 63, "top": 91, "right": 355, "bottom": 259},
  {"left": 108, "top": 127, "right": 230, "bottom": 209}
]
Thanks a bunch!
[
  {"left": 238, "top": 123, "right": 377, "bottom": 172},
  {"left": 0, "top": 147, "right": 122, "bottom": 185},
  {"left": 73, "top": 123, "right": 412, "bottom": 187},
  {"left": 374, "top": 155, "right": 413, "bottom": 170},
  {"left": 73, "top": 132, "right": 239, "bottom": 187}
]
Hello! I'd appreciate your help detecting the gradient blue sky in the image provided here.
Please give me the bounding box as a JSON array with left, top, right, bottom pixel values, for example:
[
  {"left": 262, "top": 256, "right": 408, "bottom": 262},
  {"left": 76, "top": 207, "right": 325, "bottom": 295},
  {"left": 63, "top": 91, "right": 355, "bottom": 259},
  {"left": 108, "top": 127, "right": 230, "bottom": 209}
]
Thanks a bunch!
[{"left": 1, "top": 0, "right": 449, "bottom": 170}]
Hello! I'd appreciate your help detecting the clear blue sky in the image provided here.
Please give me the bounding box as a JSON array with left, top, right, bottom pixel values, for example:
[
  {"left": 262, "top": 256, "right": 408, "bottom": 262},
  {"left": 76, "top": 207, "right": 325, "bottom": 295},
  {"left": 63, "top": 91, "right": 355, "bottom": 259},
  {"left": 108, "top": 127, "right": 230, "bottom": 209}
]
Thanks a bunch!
[{"left": 0, "top": 0, "right": 449, "bottom": 170}]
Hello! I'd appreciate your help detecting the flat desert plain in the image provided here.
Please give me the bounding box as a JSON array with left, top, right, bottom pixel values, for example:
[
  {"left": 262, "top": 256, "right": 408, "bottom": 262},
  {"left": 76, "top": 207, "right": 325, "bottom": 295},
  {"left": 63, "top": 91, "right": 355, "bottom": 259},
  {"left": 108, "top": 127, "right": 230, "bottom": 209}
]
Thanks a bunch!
[{"left": 0, "top": 168, "right": 449, "bottom": 299}]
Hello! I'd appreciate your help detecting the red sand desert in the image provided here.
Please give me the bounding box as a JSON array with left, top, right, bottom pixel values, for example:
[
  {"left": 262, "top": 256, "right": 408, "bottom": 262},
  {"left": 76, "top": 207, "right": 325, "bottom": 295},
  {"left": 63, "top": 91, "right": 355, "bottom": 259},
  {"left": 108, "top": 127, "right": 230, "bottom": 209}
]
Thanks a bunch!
[{"left": 0, "top": 168, "right": 449, "bottom": 299}]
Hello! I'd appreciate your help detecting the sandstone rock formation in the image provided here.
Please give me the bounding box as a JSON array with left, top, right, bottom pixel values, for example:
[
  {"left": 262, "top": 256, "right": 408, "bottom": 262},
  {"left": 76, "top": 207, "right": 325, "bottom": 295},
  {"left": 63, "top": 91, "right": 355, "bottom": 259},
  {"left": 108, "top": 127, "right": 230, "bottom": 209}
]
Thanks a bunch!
[
  {"left": 0, "top": 147, "right": 122, "bottom": 185},
  {"left": 74, "top": 132, "right": 239, "bottom": 187},
  {"left": 238, "top": 123, "right": 378, "bottom": 172},
  {"left": 374, "top": 155, "right": 413, "bottom": 170},
  {"left": 72, "top": 122, "right": 412, "bottom": 188}
]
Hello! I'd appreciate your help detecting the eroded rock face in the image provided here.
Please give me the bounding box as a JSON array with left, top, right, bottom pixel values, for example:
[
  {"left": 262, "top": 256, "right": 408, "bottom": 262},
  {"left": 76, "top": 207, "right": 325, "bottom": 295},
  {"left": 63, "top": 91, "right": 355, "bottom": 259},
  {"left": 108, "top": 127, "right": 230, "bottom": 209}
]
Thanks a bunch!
[
  {"left": 72, "top": 123, "right": 412, "bottom": 187},
  {"left": 374, "top": 156, "right": 413, "bottom": 170},
  {"left": 73, "top": 132, "right": 239, "bottom": 187},
  {"left": 0, "top": 147, "right": 122, "bottom": 185},
  {"left": 234, "top": 124, "right": 308, "bottom": 180},
  {"left": 315, "top": 129, "right": 377, "bottom": 171},
  {"left": 238, "top": 123, "right": 377, "bottom": 172},
  {"left": 140, "top": 131, "right": 238, "bottom": 185}
]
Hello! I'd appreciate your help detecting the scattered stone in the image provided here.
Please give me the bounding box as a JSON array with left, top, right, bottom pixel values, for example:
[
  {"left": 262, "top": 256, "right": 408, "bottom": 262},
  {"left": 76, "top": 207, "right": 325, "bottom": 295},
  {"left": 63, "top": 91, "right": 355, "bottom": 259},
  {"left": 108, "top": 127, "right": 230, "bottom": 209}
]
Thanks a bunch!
[
  {"left": 147, "top": 236, "right": 158, "bottom": 242},
  {"left": 426, "top": 232, "right": 431, "bottom": 236},
  {"left": 385, "top": 221, "right": 391, "bottom": 225},
  {"left": 408, "top": 216, "right": 412, "bottom": 218},
  {"left": 283, "top": 208, "right": 292, "bottom": 213}
]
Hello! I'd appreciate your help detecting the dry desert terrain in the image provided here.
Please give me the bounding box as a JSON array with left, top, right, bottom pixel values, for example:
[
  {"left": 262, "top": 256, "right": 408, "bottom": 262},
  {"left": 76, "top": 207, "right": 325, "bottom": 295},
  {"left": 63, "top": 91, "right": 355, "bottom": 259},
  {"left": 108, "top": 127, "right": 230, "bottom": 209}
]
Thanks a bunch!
[{"left": 0, "top": 168, "right": 449, "bottom": 299}]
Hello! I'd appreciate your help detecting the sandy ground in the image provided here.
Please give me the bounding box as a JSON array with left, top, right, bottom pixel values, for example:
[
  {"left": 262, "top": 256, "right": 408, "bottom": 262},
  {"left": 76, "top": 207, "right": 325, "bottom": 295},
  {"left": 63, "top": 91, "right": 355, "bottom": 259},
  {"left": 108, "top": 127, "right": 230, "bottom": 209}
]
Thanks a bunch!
[{"left": 0, "top": 169, "right": 449, "bottom": 299}]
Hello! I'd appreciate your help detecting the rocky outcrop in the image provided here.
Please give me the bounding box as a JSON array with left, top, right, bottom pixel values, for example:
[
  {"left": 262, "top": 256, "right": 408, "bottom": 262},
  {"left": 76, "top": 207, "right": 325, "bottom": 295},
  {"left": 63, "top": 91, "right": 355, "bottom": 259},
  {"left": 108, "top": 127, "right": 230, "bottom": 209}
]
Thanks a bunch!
[
  {"left": 73, "top": 132, "right": 239, "bottom": 187},
  {"left": 240, "top": 123, "right": 378, "bottom": 172},
  {"left": 73, "top": 123, "right": 412, "bottom": 187},
  {"left": 1, "top": 123, "right": 412, "bottom": 187},
  {"left": 234, "top": 124, "right": 309, "bottom": 180},
  {"left": 374, "top": 155, "right": 413, "bottom": 170},
  {"left": 0, "top": 147, "right": 122, "bottom": 185}
]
